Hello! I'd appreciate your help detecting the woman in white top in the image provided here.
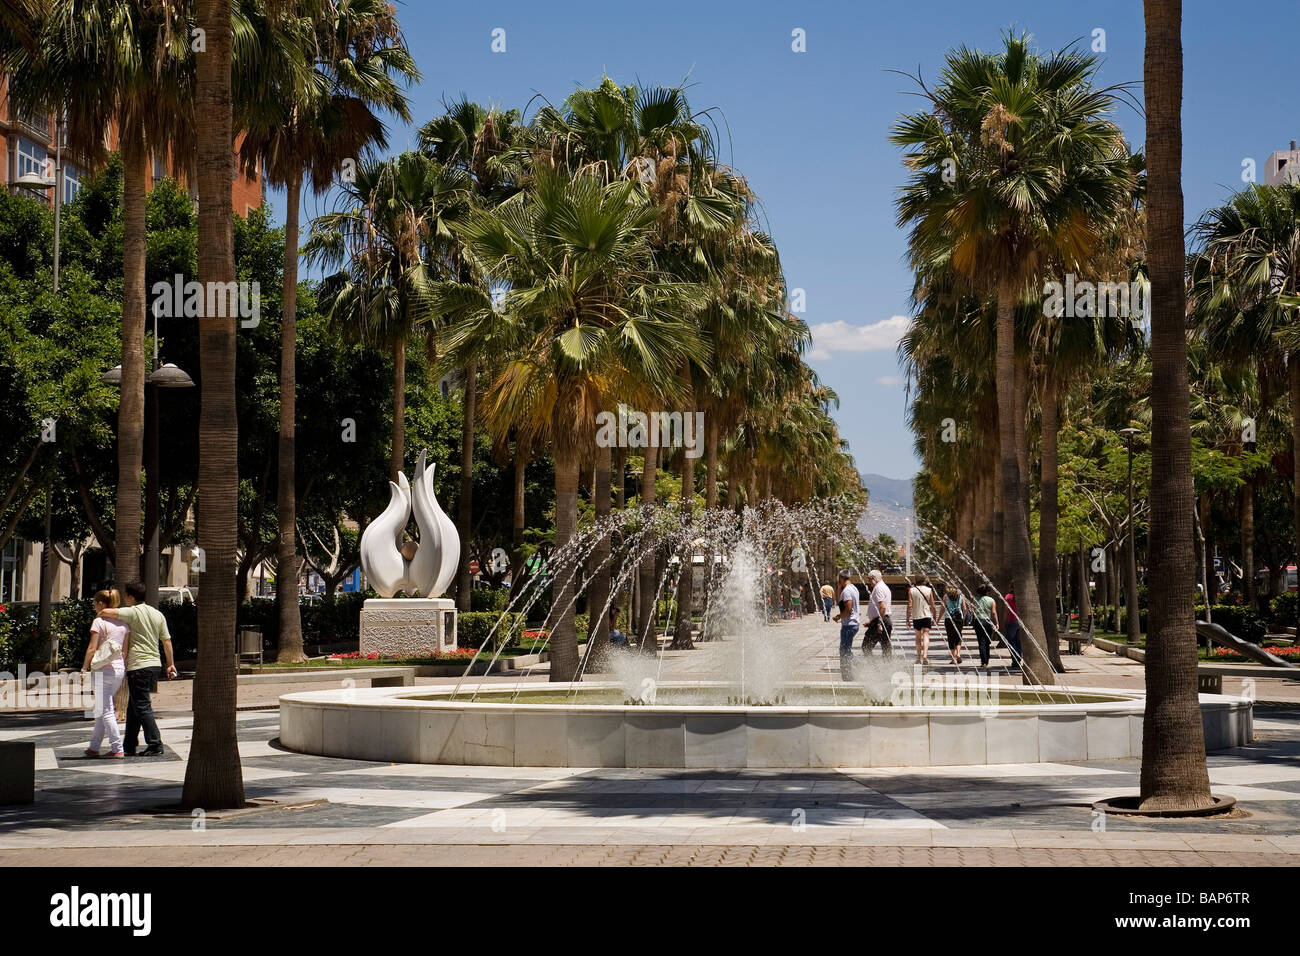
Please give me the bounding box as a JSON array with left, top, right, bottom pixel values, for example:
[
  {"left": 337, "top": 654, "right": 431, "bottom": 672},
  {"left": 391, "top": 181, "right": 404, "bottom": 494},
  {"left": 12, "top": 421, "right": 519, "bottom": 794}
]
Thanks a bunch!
[
  {"left": 82, "top": 589, "right": 131, "bottom": 758},
  {"left": 907, "top": 575, "right": 938, "bottom": 665}
]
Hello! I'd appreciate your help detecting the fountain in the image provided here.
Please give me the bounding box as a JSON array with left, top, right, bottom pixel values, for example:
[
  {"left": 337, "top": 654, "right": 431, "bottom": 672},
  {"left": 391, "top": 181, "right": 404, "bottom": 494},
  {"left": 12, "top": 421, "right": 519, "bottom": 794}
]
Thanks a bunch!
[{"left": 281, "top": 497, "right": 1253, "bottom": 768}]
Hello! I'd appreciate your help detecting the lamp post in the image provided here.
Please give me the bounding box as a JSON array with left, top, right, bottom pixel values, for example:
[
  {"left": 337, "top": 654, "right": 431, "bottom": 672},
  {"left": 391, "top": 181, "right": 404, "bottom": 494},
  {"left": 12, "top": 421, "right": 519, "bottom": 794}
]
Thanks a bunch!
[
  {"left": 1119, "top": 426, "right": 1142, "bottom": 643},
  {"left": 102, "top": 301, "right": 194, "bottom": 603}
]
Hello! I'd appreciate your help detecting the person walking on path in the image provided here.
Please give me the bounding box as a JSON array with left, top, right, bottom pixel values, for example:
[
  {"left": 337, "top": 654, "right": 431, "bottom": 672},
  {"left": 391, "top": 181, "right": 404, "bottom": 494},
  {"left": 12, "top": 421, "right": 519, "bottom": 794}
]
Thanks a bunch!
[
  {"left": 908, "top": 575, "right": 938, "bottom": 664},
  {"left": 938, "top": 584, "right": 967, "bottom": 666},
  {"left": 861, "top": 569, "right": 893, "bottom": 657},
  {"left": 971, "top": 583, "right": 998, "bottom": 668},
  {"left": 81, "top": 589, "right": 130, "bottom": 758},
  {"left": 820, "top": 584, "right": 835, "bottom": 621},
  {"left": 97, "top": 579, "right": 177, "bottom": 756},
  {"left": 832, "top": 569, "right": 861, "bottom": 680}
]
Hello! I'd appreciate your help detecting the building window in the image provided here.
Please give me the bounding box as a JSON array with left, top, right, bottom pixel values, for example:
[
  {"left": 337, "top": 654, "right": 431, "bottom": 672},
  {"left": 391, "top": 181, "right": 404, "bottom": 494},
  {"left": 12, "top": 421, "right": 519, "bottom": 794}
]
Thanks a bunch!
[
  {"left": 62, "top": 163, "right": 81, "bottom": 203},
  {"left": 152, "top": 153, "right": 166, "bottom": 182},
  {"left": 1, "top": 538, "right": 24, "bottom": 602},
  {"left": 15, "top": 137, "right": 49, "bottom": 182}
]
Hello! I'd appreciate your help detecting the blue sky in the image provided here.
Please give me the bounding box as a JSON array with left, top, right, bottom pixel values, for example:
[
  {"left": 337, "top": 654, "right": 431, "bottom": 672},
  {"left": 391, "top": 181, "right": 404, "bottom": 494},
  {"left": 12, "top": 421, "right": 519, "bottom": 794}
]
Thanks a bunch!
[{"left": 272, "top": 0, "right": 1300, "bottom": 483}]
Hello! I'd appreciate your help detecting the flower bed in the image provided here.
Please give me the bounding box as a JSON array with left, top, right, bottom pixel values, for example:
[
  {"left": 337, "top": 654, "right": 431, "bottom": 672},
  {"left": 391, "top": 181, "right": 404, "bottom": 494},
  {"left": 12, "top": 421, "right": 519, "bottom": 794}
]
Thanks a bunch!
[{"left": 1211, "top": 645, "right": 1300, "bottom": 662}]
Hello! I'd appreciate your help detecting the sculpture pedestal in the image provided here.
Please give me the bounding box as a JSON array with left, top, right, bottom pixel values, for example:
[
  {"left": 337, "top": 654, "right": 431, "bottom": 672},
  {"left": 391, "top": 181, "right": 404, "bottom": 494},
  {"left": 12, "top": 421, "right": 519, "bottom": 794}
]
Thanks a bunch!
[{"left": 359, "top": 598, "right": 458, "bottom": 658}]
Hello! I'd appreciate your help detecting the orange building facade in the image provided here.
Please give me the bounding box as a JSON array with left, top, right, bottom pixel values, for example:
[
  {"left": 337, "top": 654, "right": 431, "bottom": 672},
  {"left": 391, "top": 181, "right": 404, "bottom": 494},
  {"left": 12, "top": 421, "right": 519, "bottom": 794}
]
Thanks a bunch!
[{"left": 1, "top": 75, "right": 263, "bottom": 213}]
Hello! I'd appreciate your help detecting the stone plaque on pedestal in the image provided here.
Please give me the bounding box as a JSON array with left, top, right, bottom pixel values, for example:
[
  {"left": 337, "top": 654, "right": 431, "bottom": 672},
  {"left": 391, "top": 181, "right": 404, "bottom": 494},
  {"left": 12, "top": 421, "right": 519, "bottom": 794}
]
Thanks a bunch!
[{"left": 359, "top": 597, "right": 457, "bottom": 657}]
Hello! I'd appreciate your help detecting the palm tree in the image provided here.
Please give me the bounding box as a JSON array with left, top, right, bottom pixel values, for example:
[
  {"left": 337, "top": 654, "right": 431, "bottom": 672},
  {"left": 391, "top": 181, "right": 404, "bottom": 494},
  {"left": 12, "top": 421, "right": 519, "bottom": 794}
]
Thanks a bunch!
[
  {"left": 892, "top": 32, "right": 1133, "bottom": 684},
  {"left": 433, "top": 168, "right": 707, "bottom": 680},
  {"left": 2, "top": 0, "right": 194, "bottom": 587},
  {"left": 1190, "top": 183, "right": 1300, "bottom": 588},
  {"left": 304, "top": 152, "right": 473, "bottom": 487},
  {"left": 182, "top": 0, "right": 243, "bottom": 811},
  {"left": 1139, "top": 0, "right": 1214, "bottom": 812},
  {"left": 419, "top": 98, "right": 526, "bottom": 612},
  {"left": 236, "top": 0, "right": 416, "bottom": 662}
]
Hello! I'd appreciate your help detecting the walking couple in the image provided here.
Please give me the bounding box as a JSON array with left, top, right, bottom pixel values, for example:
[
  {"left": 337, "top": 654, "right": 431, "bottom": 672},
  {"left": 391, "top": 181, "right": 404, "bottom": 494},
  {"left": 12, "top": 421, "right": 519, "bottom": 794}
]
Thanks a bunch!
[
  {"left": 81, "top": 580, "right": 178, "bottom": 759},
  {"left": 832, "top": 569, "right": 893, "bottom": 679}
]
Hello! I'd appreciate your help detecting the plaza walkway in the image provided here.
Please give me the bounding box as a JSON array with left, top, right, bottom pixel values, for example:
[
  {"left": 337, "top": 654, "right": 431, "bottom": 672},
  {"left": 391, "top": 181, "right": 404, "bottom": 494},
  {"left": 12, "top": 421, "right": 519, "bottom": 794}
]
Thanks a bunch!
[{"left": 2, "top": 611, "right": 1298, "bottom": 866}]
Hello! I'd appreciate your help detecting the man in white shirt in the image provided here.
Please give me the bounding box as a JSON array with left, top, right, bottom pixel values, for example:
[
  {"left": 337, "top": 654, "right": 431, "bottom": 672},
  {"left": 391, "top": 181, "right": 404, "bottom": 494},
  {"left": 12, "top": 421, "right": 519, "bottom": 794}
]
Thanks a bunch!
[{"left": 861, "top": 569, "right": 894, "bottom": 657}]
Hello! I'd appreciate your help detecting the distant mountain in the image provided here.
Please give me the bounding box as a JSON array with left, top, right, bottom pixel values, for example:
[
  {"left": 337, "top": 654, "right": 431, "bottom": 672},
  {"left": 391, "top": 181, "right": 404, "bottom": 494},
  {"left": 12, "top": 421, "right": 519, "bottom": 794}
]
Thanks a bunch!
[
  {"left": 860, "top": 473, "right": 914, "bottom": 511},
  {"left": 857, "top": 472, "right": 915, "bottom": 538}
]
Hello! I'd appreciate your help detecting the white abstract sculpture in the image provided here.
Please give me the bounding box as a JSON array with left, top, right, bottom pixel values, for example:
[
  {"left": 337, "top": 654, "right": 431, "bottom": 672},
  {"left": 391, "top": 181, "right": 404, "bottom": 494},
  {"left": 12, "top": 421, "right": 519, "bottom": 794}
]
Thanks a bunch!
[{"left": 359, "top": 450, "right": 460, "bottom": 597}]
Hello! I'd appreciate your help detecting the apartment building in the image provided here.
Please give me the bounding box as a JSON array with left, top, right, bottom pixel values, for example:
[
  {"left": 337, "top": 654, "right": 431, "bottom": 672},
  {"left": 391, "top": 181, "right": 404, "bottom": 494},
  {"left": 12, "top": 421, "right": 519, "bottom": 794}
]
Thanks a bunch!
[{"left": 0, "top": 75, "right": 264, "bottom": 212}]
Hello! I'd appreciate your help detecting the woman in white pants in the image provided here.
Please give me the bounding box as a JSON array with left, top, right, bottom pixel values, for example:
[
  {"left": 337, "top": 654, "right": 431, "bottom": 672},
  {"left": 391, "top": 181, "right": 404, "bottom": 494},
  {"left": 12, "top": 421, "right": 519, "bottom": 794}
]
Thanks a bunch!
[{"left": 82, "top": 589, "right": 130, "bottom": 758}]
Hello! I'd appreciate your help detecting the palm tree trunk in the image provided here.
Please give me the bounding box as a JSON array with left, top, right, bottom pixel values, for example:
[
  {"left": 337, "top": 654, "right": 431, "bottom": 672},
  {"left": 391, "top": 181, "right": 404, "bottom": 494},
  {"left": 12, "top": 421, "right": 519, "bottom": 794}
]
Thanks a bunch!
[
  {"left": 182, "top": 0, "right": 245, "bottom": 811},
  {"left": 1038, "top": 375, "right": 1063, "bottom": 671},
  {"left": 585, "top": 441, "right": 612, "bottom": 670},
  {"left": 276, "top": 169, "right": 305, "bottom": 663},
  {"left": 1140, "top": 0, "right": 1213, "bottom": 811},
  {"left": 992, "top": 447, "right": 1005, "bottom": 587},
  {"left": 1078, "top": 543, "right": 1093, "bottom": 627},
  {"left": 636, "top": 444, "right": 659, "bottom": 650},
  {"left": 1014, "top": 349, "right": 1031, "bottom": 522},
  {"left": 549, "top": 448, "right": 580, "bottom": 682},
  {"left": 1242, "top": 475, "right": 1256, "bottom": 608},
  {"left": 114, "top": 124, "right": 148, "bottom": 586},
  {"left": 509, "top": 440, "right": 527, "bottom": 600},
  {"left": 1290, "top": 355, "right": 1300, "bottom": 574},
  {"left": 390, "top": 337, "right": 406, "bottom": 484},
  {"left": 995, "top": 283, "right": 1051, "bottom": 684},
  {"left": 455, "top": 362, "right": 476, "bottom": 611},
  {"left": 705, "top": 413, "right": 720, "bottom": 510},
  {"left": 672, "top": 389, "right": 697, "bottom": 651},
  {"left": 614, "top": 446, "right": 626, "bottom": 508}
]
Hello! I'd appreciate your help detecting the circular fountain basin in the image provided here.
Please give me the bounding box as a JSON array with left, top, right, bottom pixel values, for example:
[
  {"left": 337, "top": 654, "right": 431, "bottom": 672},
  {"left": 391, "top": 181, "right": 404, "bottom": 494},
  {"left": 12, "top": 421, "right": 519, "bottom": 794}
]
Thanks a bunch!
[{"left": 278, "top": 681, "right": 1253, "bottom": 769}]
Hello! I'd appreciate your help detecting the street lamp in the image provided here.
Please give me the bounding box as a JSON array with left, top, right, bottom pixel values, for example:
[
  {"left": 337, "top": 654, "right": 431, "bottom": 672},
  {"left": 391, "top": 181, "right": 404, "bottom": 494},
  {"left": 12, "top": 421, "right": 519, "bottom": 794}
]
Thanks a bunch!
[
  {"left": 100, "top": 303, "right": 194, "bottom": 603},
  {"left": 1119, "top": 426, "right": 1142, "bottom": 643}
]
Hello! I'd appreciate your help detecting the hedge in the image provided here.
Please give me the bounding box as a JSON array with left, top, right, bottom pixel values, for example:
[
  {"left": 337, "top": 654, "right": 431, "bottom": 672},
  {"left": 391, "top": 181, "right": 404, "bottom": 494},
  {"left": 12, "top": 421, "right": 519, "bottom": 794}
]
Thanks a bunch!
[
  {"left": 1268, "top": 592, "right": 1299, "bottom": 634},
  {"left": 457, "top": 611, "right": 526, "bottom": 651},
  {"left": 470, "top": 587, "right": 510, "bottom": 613},
  {"left": 1090, "top": 604, "right": 1267, "bottom": 643}
]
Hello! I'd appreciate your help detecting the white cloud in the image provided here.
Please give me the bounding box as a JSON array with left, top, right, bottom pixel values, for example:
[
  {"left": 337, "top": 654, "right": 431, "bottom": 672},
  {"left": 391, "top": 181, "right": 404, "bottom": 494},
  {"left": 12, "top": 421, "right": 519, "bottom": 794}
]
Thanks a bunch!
[
  {"left": 807, "top": 315, "right": 910, "bottom": 361},
  {"left": 876, "top": 375, "right": 902, "bottom": 386}
]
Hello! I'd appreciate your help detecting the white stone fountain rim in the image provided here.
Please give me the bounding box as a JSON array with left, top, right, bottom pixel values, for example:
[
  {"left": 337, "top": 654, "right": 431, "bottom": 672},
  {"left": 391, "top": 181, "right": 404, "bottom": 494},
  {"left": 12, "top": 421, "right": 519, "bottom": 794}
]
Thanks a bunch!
[{"left": 280, "top": 681, "right": 1248, "bottom": 717}]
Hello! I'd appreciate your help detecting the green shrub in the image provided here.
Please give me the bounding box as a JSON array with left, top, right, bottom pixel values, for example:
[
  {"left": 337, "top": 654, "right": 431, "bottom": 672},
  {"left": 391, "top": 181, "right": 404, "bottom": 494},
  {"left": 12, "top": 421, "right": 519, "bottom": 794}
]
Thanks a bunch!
[
  {"left": 1268, "top": 592, "right": 1299, "bottom": 633},
  {"left": 234, "top": 592, "right": 368, "bottom": 654},
  {"left": 575, "top": 613, "right": 589, "bottom": 641},
  {"left": 301, "top": 592, "right": 367, "bottom": 644},
  {"left": 457, "top": 611, "right": 525, "bottom": 651},
  {"left": 0, "top": 601, "right": 94, "bottom": 671},
  {"left": 470, "top": 588, "right": 510, "bottom": 613},
  {"left": 1203, "top": 605, "right": 1266, "bottom": 642}
]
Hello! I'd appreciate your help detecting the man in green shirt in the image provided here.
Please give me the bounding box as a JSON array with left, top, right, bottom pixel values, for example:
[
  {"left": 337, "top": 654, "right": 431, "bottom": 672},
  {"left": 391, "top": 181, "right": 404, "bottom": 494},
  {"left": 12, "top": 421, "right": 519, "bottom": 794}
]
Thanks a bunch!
[{"left": 99, "top": 580, "right": 176, "bottom": 756}]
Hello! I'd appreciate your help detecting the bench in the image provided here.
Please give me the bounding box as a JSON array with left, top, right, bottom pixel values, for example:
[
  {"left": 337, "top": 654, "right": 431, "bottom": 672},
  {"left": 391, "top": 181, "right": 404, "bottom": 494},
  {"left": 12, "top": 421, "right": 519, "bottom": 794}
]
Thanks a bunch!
[
  {"left": 1065, "top": 621, "right": 1094, "bottom": 655},
  {"left": 0, "top": 741, "right": 35, "bottom": 804},
  {"left": 236, "top": 666, "right": 416, "bottom": 687}
]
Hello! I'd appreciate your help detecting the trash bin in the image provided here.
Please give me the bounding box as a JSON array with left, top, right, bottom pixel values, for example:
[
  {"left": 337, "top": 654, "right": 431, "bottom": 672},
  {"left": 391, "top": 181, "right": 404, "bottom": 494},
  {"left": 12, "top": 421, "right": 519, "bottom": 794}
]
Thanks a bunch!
[{"left": 238, "top": 627, "right": 263, "bottom": 665}]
